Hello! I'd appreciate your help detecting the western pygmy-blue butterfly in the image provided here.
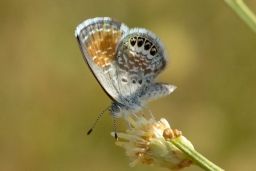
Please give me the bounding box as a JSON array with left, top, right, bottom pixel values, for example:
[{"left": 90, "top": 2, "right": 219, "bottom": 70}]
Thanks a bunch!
[{"left": 75, "top": 17, "right": 176, "bottom": 137}]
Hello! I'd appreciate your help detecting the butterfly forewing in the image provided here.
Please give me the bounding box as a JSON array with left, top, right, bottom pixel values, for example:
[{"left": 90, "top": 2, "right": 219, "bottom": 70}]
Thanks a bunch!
[{"left": 75, "top": 17, "right": 129, "bottom": 102}]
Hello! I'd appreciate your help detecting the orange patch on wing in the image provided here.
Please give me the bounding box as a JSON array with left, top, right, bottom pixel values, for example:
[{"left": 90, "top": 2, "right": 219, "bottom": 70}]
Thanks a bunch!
[{"left": 86, "top": 30, "right": 121, "bottom": 68}]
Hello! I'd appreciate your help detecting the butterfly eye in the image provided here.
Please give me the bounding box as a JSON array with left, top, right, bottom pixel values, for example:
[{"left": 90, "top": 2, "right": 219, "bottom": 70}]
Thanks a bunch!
[
  {"left": 137, "top": 37, "right": 145, "bottom": 47},
  {"left": 144, "top": 40, "right": 152, "bottom": 50},
  {"left": 130, "top": 37, "right": 137, "bottom": 46},
  {"left": 150, "top": 46, "right": 157, "bottom": 56}
]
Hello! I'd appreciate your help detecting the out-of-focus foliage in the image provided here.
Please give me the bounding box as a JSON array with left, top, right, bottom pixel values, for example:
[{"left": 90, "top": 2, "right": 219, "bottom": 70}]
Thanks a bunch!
[{"left": 0, "top": 0, "right": 256, "bottom": 171}]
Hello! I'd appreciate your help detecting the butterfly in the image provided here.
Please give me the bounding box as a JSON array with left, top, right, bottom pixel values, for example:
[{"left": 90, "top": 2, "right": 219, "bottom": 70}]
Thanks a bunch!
[{"left": 75, "top": 17, "right": 176, "bottom": 136}]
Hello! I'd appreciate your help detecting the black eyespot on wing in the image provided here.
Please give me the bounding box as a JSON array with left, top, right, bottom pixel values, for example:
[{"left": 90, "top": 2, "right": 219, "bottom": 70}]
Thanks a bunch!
[
  {"left": 121, "top": 78, "right": 128, "bottom": 83},
  {"left": 144, "top": 40, "right": 152, "bottom": 50},
  {"left": 130, "top": 37, "right": 137, "bottom": 46},
  {"left": 150, "top": 45, "right": 157, "bottom": 56},
  {"left": 132, "top": 80, "right": 136, "bottom": 84},
  {"left": 138, "top": 80, "right": 142, "bottom": 84},
  {"left": 137, "top": 37, "right": 145, "bottom": 47}
]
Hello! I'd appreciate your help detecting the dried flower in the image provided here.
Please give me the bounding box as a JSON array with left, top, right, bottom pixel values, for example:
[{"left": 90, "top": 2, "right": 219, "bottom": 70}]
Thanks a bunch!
[{"left": 111, "top": 116, "right": 193, "bottom": 170}]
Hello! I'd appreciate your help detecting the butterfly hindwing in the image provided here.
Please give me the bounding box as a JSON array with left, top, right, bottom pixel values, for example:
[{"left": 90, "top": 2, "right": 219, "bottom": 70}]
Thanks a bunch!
[
  {"left": 116, "top": 28, "right": 167, "bottom": 82},
  {"left": 113, "top": 28, "right": 167, "bottom": 100}
]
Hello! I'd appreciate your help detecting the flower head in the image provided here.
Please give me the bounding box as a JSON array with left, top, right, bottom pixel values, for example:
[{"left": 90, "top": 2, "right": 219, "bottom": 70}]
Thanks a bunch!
[{"left": 112, "top": 116, "right": 193, "bottom": 170}]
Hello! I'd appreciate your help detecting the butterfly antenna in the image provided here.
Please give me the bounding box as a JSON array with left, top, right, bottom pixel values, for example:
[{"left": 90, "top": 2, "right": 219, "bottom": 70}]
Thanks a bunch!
[{"left": 87, "top": 106, "right": 110, "bottom": 135}]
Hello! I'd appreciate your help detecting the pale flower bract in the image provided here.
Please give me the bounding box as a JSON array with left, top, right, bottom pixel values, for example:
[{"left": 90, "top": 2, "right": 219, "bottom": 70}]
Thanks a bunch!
[{"left": 112, "top": 116, "right": 193, "bottom": 170}]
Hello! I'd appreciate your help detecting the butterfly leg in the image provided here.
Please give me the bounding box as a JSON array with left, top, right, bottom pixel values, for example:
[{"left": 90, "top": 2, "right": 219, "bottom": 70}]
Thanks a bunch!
[{"left": 141, "top": 106, "right": 155, "bottom": 119}]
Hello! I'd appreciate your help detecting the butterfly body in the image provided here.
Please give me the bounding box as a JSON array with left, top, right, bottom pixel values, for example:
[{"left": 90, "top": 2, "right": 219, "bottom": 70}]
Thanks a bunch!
[{"left": 75, "top": 17, "right": 176, "bottom": 117}]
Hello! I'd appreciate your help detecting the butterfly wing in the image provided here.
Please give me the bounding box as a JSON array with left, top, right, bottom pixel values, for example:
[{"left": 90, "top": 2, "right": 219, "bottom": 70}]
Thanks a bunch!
[
  {"left": 140, "top": 83, "right": 176, "bottom": 103},
  {"left": 75, "top": 17, "right": 129, "bottom": 102},
  {"left": 114, "top": 28, "right": 167, "bottom": 99}
]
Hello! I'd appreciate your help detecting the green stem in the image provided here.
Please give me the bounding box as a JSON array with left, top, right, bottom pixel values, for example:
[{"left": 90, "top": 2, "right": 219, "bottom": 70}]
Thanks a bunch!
[
  {"left": 225, "top": 0, "right": 256, "bottom": 33},
  {"left": 170, "top": 137, "right": 224, "bottom": 171}
]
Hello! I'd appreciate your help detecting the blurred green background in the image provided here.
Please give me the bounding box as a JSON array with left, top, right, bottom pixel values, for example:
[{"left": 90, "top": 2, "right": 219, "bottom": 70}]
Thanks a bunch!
[{"left": 1, "top": 0, "right": 256, "bottom": 170}]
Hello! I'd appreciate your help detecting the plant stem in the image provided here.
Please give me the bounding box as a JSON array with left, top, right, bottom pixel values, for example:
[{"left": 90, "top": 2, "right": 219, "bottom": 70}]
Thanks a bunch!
[
  {"left": 169, "top": 137, "right": 224, "bottom": 171},
  {"left": 225, "top": 0, "right": 256, "bottom": 33}
]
